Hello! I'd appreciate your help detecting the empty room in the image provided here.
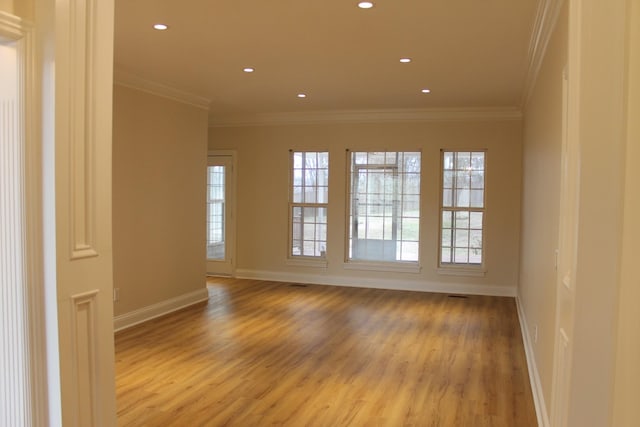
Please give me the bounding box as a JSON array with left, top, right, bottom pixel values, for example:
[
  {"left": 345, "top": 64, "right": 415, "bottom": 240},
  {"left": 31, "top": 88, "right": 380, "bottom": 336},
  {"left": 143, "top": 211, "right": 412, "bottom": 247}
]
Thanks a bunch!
[{"left": 1, "top": 0, "right": 639, "bottom": 426}]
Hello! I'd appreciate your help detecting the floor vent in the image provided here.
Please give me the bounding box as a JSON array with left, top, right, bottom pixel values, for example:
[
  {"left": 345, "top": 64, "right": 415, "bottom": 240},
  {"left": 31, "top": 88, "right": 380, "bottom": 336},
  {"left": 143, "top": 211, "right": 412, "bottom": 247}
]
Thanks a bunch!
[
  {"left": 289, "top": 284, "right": 308, "bottom": 288},
  {"left": 448, "top": 294, "right": 469, "bottom": 299}
]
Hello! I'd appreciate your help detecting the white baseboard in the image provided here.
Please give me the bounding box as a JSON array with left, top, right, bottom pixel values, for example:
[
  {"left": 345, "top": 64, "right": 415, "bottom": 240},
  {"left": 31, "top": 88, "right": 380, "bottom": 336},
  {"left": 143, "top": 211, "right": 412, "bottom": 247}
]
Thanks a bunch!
[
  {"left": 114, "top": 288, "right": 209, "bottom": 332},
  {"left": 516, "top": 293, "right": 550, "bottom": 427},
  {"left": 234, "top": 268, "right": 516, "bottom": 297}
]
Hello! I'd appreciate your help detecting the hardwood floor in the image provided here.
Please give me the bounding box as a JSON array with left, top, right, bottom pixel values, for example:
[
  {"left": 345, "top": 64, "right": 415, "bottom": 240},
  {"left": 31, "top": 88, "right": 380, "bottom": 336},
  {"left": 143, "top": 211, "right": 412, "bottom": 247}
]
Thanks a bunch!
[{"left": 115, "top": 278, "right": 537, "bottom": 426}]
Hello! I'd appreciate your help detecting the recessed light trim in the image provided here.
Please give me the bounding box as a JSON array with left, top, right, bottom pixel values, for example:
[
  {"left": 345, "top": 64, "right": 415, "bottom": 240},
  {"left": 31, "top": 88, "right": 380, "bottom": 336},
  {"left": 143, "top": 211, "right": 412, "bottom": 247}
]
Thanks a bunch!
[
  {"left": 421, "top": 88, "right": 431, "bottom": 94},
  {"left": 243, "top": 67, "right": 255, "bottom": 73},
  {"left": 358, "top": 2, "right": 374, "bottom": 9},
  {"left": 400, "top": 58, "right": 412, "bottom": 63},
  {"left": 153, "top": 23, "right": 168, "bottom": 30}
]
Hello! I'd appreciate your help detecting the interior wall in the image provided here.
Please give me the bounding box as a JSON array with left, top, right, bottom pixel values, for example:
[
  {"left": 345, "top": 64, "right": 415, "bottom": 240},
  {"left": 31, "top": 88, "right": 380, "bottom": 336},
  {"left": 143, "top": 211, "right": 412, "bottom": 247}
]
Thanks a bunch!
[
  {"left": 0, "top": 0, "right": 33, "bottom": 20},
  {"left": 209, "top": 119, "right": 522, "bottom": 295},
  {"left": 565, "top": 0, "right": 628, "bottom": 422},
  {"left": 519, "top": 1, "right": 568, "bottom": 411},
  {"left": 112, "top": 85, "right": 208, "bottom": 316},
  {"left": 612, "top": 0, "right": 640, "bottom": 424}
]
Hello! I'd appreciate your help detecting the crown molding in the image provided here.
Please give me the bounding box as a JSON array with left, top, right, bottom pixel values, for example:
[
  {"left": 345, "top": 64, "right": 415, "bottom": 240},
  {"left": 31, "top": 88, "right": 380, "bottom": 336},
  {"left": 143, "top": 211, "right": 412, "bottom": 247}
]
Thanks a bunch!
[
  {"left": 521, "top": 0, "right": 566, "bottom": 108},
  {"left": 208, "top": 107, "right": 522, "bottom": 127},
  {"left": 113, "top": 69, "right": 211, "bottom": 110}
]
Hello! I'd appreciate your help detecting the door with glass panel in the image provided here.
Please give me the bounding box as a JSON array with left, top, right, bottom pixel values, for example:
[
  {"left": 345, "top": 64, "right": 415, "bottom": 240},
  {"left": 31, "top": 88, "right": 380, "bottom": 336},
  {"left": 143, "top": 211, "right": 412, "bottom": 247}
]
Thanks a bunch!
[{"left": 206, "top": 155, "right": 234, "bottom": 275}]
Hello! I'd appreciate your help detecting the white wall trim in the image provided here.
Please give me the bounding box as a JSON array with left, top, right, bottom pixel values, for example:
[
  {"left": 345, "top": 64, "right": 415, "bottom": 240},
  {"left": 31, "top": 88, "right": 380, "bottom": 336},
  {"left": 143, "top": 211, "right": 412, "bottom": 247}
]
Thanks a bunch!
[
  {"left": 0, "top": 11, "right": 50, "bottom": 427},
  {"left": 209, "top": 107, "right": 523, "bottom": 128},
  {"left": 234, "top": 268, "right": 516, "bottom": 297},
  {"left": 113, "top": 288, "right": 209, "bottom": 332},
  {"left": 521, "top": 0, "right": 566, "bottom": 108},
  {"left": 516, "top": 293, "right": 551, "bottom": 427},
  {"left": 113, "top": 69, "right": 211, "bottom": 110}
]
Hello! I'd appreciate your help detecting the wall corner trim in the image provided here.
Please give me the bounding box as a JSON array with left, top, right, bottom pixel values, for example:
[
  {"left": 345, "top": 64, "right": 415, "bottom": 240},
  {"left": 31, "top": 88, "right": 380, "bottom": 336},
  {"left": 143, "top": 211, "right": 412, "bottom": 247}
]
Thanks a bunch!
[
  {"left": 521, "top": 0, "right": 565, "bottom": 108},
  {"left": 516, "top": 292, "right": 551, "bottom": 427},
  {"left": 113, "top": 288, "right": 209, "bottom": 332},
  {"left": 113, "top": 69, "right": 211, "bottom": 110}
]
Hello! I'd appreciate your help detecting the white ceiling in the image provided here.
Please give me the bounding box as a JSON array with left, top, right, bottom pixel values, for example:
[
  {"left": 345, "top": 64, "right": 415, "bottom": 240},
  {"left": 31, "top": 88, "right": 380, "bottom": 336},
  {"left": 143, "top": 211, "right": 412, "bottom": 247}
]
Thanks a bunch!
[{"left": 114, "top": 0, "right": 540, "bottom": 118}]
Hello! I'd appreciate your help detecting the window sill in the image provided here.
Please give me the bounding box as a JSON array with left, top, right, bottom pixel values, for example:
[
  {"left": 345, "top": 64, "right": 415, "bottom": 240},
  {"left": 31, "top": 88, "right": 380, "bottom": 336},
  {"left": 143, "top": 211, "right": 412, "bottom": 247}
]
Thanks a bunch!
[
  {"left": 343, "top": 261, "right": 421, "bottom": 274},
  {"left": 286, "top": 258, "right": 328, "bottom": 268},
  {"left": 437, "top": 266, "right": 486, "bottom": 277}
]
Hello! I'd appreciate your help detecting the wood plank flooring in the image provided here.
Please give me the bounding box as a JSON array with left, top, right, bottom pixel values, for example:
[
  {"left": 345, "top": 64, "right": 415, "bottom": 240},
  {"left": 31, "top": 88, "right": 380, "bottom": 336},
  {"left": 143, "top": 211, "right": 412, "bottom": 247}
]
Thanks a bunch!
[{"left": 115, "top": 278, "right": 537, "bottom": 427}]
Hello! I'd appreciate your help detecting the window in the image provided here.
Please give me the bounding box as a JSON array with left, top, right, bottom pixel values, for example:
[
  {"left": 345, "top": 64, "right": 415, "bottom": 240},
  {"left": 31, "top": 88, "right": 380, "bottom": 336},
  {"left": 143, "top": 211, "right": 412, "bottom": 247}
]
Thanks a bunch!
[
  {"left": 207, "top": 165, "right": 226, "bottom": 260},
  {"left": 348, "top": 151, "right": 421, "bottom": 263},
  {"left": 440, "top": 150, "right": 486, "bottom": 266},
  {"left": 289, "top": 151, "right": 329, "bottom": 258}
]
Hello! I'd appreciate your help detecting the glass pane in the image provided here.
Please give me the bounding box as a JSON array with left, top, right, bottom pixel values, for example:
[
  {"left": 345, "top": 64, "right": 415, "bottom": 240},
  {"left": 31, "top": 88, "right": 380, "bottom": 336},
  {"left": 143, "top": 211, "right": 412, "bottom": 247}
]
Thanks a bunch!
[
  {"left": 293, "top": 169, "right": 302, "bottom": 186},
  {"left": 317, "top": 186, "right": 328, "bottom": 204},
  {"left": 443, "top": 151, "right": 454, "bottom": 170},
  {"left": 454, "top": 248, "right": 469, "bottom": 263},
  {"left": 443, "top": 171, "right": 454, "bottom": 189},
  {"left": 455, "top": 229, "right": 469, "bottom": 247},
  {"left": 367, "top": 217, "right": 384, "bottom": 239},
  {"left": 403, "top": 195, "right": 420, "bottom": 216},
  {"left": 470, "top": 189, "right": 484, "bottom": 208},
  {"left": 304, "top": 188, "right": 317, "bottom": 203},
  {"left": 441, "top": 229, "right": 452, "bottom": 247},
  {"left": 470, "top": 211, "right": 483, "bottom": 228},
  {"left": 293, "top": 152, "right": 303, "bottom": 168},
  {"left": 469, "top": 230, "right": 483, "bottom": 249},
  {"left": 305, "top": 169, "right": 316, "bottom": 185},
  {"left": 401, "top": 218, "right": 419, "bottom": 241},
  {"left": 456, "top": 171, "right": 470, "bottom": 189},
  {"left": 455, "top": 188, "right": 470, "bottom": 208},
  {"left": 470, "top": 171, "right": 484, "bottom": 189},
  {"left": 441, "top": 247, "right": 452, "bottom": 263},
  {"left": 293, "top": 186, "right": 303, "bottom": 203},
  {"left": 400, "top": 241, "right": 419, "bottom": 261},
  {"left": 443, "top": 189, "right": 453, "bottom": 207},
  {"left": 455, "top": 152, "right": 471, "bottom": 170},
  {"left": 471, "top": 152, "right": 485, "bottom": 170},
  {"left": 469, "top": 250, "right": 482, "bottom": 264},
  {"left": 318, "top": 169, "right": 329, "bottom": 186},
  {"left": 442, "top": 210, "right": 453, "bottom": 228},
  {"left": 455, "top": 211, "right": 470, "bottom": 228}
]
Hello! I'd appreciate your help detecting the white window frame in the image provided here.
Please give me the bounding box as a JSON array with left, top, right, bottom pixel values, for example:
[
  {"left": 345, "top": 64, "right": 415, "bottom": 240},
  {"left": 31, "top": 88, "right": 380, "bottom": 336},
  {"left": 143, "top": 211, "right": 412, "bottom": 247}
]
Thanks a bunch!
[
  {"left": 287, "top": 150, "right": 329, "bottom": 266},
  {"left": 345, "top": 150, "right": 422, "bottom": 272},
  {"left": 438, "top": 149, "right": 487, "bottom": 276}
]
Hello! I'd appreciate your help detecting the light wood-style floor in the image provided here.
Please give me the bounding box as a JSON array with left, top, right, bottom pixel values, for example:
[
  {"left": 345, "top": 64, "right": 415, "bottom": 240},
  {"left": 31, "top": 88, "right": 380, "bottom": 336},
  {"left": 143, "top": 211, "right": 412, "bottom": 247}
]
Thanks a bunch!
[{"left": 115, "top": 278, "right": 537, "bottom": 427}]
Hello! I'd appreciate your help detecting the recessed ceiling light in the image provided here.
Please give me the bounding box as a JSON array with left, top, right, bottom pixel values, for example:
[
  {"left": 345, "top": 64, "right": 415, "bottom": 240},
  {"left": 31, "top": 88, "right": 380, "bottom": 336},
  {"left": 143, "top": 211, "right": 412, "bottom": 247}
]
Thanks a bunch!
[
  {"left": 243, "top": 67, "right": 255, "bottom": 73},
  {"left": 400, "top": 58, "right": 412, "bottom": 63},
  {"left": 358, "top": 2, "right": 374, "bottom": 9},
  {"left": 421, "top": 88, "right": 431, "bottom": 94},
  {"left": 297, "top": 93, "right": 307, "bottom": 98},
  {"left": 153, "top": 23, "right": 168, "bottom": 30}
]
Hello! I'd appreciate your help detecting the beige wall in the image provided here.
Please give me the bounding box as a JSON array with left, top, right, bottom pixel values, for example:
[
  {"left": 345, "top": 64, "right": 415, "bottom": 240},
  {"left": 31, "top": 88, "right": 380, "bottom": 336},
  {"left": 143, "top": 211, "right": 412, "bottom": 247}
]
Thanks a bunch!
[
  {"left": 613, "top": 0, "right": 640, "bottom": 424},
  {"left": 112, "top": 85, "right": 208, "bottom": 316},
  {"left": 0, "top": 0, "right": 34, "bottom": 20},
  {"left": 519, "top": 2, "right": 567, "bottom": 411},
  {"left": 209, "top": 119, "right": 522, "bottom": 294}
]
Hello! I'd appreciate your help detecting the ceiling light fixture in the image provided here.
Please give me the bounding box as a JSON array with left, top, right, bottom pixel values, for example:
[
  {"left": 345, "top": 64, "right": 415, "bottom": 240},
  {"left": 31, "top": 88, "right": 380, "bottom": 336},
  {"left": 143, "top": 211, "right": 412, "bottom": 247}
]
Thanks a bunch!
[
  {"left": 243, "top": 67, "right": 255, "bottom": 73},
  {"left": 358, "top": 2, "right": 374, "bottom": 9},
  {"left": 297, "top": 93, "right": 307, "bottom": 98},
  {"left": 153, "top": 23, "right": 168, "bottom": 30},
  {"left": 421, "top": 88, "right": 431, "bottom": 94},
  {"left": 400, "top": 58, "right": 412, "bottom": 63}
]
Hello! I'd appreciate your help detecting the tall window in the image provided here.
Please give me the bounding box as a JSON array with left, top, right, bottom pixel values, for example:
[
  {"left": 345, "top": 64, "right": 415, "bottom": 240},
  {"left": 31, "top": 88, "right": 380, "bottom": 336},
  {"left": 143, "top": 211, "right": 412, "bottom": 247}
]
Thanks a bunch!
[
  {"left": 290, "top": 151, "right": 329, "bottom": 258},
  {"left": 207, "top": 165, "right": 225, "bottom": 260},
  {"left": 348, "top": 151, "right": 421, "bottom": 263},
  {"left": 440, "top": 150, "right": 486, "bottom": 266}
]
